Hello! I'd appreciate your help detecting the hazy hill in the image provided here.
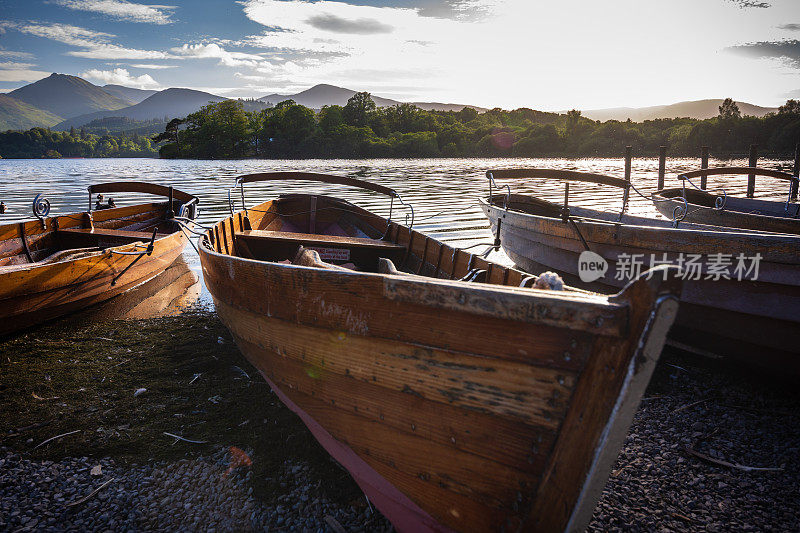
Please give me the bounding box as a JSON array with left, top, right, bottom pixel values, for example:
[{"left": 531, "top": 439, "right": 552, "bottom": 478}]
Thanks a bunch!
[
  {"left": 0, "top": 94, "right": 63, "bottom": 130},
  {"left": 581, "top": 99, "right": 778, "bottom": 122},
  {"left": 259, "top": 83, "right": 483, "bottom": 112},
  {"left": 102, "top": 84, "right": 158, "bottom": 105},
  {"left": 8, "top": 73, "right": 128, "bottom": 119},
  {"left": 55, "top": 88, "right": 227, "bottom": 130}
]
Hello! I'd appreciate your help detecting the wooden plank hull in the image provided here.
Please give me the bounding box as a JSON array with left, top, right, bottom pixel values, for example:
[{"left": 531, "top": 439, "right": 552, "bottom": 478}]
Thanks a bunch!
[
  {"left": 0, "top": 202, "right": 192, "bottom": 335},
  {"left": 200, "top": 193, "right": 681, "bottom": 532},
  {"left": 652, "top": 188, "right": 800, "bottom": 234},
  {"left": 481, "top": 198, "right": 800, "bottom": 374}
]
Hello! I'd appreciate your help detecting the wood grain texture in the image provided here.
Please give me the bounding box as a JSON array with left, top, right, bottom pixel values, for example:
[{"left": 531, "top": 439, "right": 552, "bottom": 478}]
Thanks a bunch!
[
  {"left": 482, "top": 185, "right": 800, "bottom": 369},
  {"left": 199, "top": 190, "right": 681, "bottom": 532},
  {"left": 0, "top": 200, "right": 191, "bottom": 335}
]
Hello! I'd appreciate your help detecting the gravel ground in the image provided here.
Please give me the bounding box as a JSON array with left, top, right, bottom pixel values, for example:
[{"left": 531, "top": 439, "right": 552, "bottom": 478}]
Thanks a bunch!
[
  {"left": 589, "top": 351, "right": 800, "bottom": 532},
  {"left": 1, "top": 301, "right": 798, "bottom": 531},
  {"left": 0, "top": 448, "right": 389, "bottom": 532}
]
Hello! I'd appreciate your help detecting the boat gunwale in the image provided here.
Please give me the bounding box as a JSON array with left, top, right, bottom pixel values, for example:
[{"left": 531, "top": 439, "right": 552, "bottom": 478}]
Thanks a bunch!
[{"left": 480, "top": 195, "right": 800, "bottom": 242}]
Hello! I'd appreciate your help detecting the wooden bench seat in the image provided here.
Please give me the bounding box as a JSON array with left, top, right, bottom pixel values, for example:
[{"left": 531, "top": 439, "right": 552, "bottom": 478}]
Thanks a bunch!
[
  {"left": 58, "top": 227, "right": 169, "bottom": 240},
  {"left": 234, "top": 230, "right": 406, "bottom": 268},
  {"left": 235, "top": 230, "right": 405, "bottom": 251}
]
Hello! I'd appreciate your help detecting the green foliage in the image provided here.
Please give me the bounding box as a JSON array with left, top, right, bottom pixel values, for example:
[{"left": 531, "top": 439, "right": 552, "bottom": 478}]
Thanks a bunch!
[
  {"left": 0, "top": 127, "right": 158, "bottom": 158},
  {"left": 718, "top": 98, "right": 741, "bottom": 120},
  {"left": 148, "top": 96, "right": 800, "bottom": 160},
  {"left": 0, "top": 94, "right": 63, "bottom": 130},
  {"left": 343, "top": 92, "right": 377, "bottom": 127}
]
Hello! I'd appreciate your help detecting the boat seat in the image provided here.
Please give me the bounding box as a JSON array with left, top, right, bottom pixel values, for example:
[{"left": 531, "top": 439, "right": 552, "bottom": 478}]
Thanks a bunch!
[
  {"left": 56, "top": 227, "right": 169, "bottom": 249},
  {"left": 235, "top": 230, "right": 405, "bottom": 251},
  {"left": 293, "top": 247, "right": 353, "bottom": 271},
  {"left": 57, "top": 227, "right": 170, "bottom": 240}
]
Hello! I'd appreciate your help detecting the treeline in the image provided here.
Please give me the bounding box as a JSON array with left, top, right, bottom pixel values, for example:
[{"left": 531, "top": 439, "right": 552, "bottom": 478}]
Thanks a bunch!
[
  {"left": 156, "top": 95, "right": 800, "bottom": 160},
  {"left": 0, "top": 127, "right": 158, "bottom": 158}
]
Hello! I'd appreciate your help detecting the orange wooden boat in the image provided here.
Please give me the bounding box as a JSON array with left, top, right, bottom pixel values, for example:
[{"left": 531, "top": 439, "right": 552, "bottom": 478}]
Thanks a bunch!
[
  {"left": 0, "top": 182, "right": 198, "bottom": 335},
  {"left": 200, "top": 172, "right": 681, "bottom": 532}
]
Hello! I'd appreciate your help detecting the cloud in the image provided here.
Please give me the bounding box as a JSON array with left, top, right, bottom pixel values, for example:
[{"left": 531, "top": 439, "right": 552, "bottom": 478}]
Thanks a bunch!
[
  {"left": 0, "top": 61, "right": 50, "bottom": 82},
  {"left": 728, "top": 0, "right": 770, "bottom": 7},
  {"left": 0, "top": 49, "right": 35, "bottom": 59},
  {"left": 0, "top": 21, "right": 176, "bottom": 60},
  {"left": 171, "top": 43, "right": 264, "bottom": 67},
  {"left": 727, "top": 39, "right": 800, "bottom": 68},
  {"left": 415, "top": 0, "right": 500, "bottom": 20},
  {"left": 52, "top": 0, "right": 176, "bottom": 25},
  {"left": 81, "top": 67, "right": 160, "bottom": 88},
  {"left": 127, "top": 63, "right": 175, "bottom": 69},
  {"left": 778, "top": 23, "right": 800, "bottom": 31},
  {"left": 305, "top": 13, "right": 393, "bottom": 34}
]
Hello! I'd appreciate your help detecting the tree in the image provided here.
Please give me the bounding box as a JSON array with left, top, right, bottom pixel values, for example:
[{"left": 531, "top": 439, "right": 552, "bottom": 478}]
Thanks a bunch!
[
  {"left": 718, "top": 98, "right": 741, "bottom": 119},
  {"left": 343, "top": 92, "right": 376, "bottom": 127},
  {"left": 778, "top": 99, "right": 800, "bottom": 115},
  {"left": 565, "top": 109, "right": 582, "bottom": 133}
]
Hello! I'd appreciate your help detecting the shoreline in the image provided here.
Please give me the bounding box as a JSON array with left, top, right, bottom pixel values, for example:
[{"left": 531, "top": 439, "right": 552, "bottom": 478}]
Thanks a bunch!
[{"left": 1, "top": 304, "right": 798, "bottom": 531}]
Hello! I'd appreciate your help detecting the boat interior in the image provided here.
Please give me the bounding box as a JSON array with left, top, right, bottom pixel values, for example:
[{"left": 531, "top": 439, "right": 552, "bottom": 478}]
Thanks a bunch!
[
  {"left": 657, "top": 187, "right": 800, "bottom": 217},
  {"left": 488, "top": 183, "right": 791, "bottom": 235},
  {"left": 0, "top": 183, "right": 197, "bottom": 270},
  {"left": 209, "top": 192, "right": 567, "bottom": 290}
]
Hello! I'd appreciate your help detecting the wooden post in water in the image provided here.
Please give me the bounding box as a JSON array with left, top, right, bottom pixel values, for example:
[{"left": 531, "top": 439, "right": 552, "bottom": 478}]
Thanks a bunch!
[
  {"left": 657, "top": 146, "right": 666, "bottom": 190},
  {"left": 624, "top": 146, "right": 632, "bottom": 181},
  {"left": 792, "top": 140, "right": 799, "bottom": 201},
  {"left": 747, "top": 144, "right": 758, "bottom": 198},
  {"left": 700, "top": 146, "right": 709, "bottom": 189}
]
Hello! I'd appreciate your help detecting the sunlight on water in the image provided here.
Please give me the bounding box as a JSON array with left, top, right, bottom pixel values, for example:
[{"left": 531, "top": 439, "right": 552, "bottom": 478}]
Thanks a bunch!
[{"left": 1, "top": 157, "right": 793, "bottom": 302}]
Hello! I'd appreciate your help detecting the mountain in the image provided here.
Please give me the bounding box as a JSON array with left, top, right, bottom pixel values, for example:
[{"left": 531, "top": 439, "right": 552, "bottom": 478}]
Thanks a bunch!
[
  {"left": 55, "top": 88, "right": 227, "bottom": 130},
  {"left": 410, "top": 102, "right": 486, "bottom": 112},
  {"left": 0, "top": 94, "right": 63, "bottom": 130},
  {"left": 580, "top": 99, "right": 778, "bottom": 122},
  {"left": 8, "top": 73, "right": 128, "bottom": 119},
  {"left": 102, "top": 84, "right": 158, "bottom": 105},
  {"left": 258, "top": 83, "right": 401, "bottom": 108},
  {"left": 258, "top": 83, "right": 483, "bottom": 112}
]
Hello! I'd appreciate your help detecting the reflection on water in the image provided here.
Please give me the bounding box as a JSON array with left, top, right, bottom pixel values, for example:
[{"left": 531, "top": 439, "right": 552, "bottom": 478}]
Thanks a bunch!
[{"left": 0, "top": 157, "right": 793, "bottom": 305}]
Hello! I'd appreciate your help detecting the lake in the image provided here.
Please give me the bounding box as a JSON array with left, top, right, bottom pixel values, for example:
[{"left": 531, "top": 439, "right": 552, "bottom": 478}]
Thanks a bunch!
[{"left": 0, "top": 156, "right": 793, "bottom": 302}]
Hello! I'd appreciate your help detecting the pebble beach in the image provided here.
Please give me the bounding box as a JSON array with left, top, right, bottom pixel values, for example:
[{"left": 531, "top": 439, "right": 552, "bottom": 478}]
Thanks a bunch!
[{"left": 1, "top": 277, "right": 798, "bottom": 532}]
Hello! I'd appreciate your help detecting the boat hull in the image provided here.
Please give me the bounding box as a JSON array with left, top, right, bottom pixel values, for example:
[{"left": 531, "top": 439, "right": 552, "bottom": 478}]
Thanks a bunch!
[
  {"left": 652, "top": 188, "right": 800, "bottom": 234},
  {"left": 200, "top": 195, "right": 680, "bottom": 532},
  {"left": 0, "top": 202, "right": 191, "bottom": 335},
  {"left": 482, "top": 199, "right": 800, "bottom": 374}
]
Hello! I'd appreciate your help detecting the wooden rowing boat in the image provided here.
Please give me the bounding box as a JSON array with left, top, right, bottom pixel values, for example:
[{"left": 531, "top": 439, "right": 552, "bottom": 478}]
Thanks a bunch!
[
  {"left": 200, "top": 171, "right": 681, "bottom": 532},
  {"left": 652, "top": 166, "right": 800, "bottom": 233},
  {"left": 0, "top": 182, "right": 198, "bottom": 335},
  {"left": 480, "top": 168, "right": 800, "bottom": 374}
]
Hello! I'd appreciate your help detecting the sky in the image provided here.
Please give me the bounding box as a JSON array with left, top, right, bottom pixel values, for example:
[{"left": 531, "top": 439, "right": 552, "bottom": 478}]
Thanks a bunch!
[{"left": 0, "top": 0, "right": 799, "bottom": 110}]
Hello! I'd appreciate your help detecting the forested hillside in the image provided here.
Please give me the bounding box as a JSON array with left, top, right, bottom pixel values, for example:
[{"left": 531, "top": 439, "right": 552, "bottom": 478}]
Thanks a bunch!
[{"left": 155, "top": 95, "right": 800, "bottom": 160}]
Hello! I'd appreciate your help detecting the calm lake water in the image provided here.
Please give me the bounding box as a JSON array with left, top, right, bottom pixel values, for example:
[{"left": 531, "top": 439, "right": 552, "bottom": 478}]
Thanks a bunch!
[{"left": 0, "top": 156, "right": 793, "bottom": 303}]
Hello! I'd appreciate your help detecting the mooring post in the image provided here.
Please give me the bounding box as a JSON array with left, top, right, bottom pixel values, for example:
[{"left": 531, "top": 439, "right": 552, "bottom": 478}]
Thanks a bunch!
[
  {"left": 700, "top": 146, "right": 709, "bottom": 189},
  {"left": 625, "top": 146, "right": 632, "bottom": 182},
  {"left": 791, "top": 140, "right": 799, "bottom": 201},
  {"left": 747, "top": 144, "right": 758, "bottom": 198},
  {"left": 657, "top": 146, "right": 666, "bottom": 190}
]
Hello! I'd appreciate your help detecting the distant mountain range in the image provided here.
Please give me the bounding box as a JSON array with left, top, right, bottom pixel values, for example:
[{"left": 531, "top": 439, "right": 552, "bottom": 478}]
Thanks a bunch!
[
  {"left": 101, "top": 84, "right": 158, "bottom": 105},
  {"left": 258, "top": 83, "right": 485, "bottom": 113},
  {"left": 7, "top": 73, "right": 129, "bottom": 120},
  {"left": 0, "top": 72, "right": 783, "bottom": 132},
  {"left": 55, "top": 88, "right": 229, "bottom": 130},
  {"left": 0, "top": 94, "right": 63, "bottom": 130},
  {"left": 581, "top": 99, "right": 778, "bottom": 122}
]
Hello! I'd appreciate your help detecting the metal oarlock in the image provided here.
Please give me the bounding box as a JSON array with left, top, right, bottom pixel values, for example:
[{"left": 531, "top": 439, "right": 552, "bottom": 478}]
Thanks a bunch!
[
  {"left": 109, "top": 227, "right": 158, "bottom": 286},
  {"left": 486, "top": 171, "right": 511, "bottom": 211}
]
